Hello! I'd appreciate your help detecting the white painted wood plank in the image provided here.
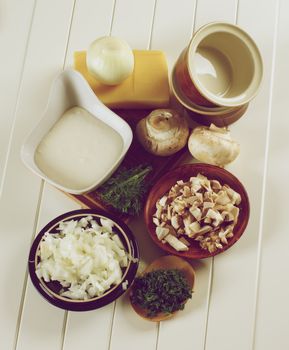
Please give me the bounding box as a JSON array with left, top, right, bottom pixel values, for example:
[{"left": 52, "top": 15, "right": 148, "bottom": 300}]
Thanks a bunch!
[
  {"left": 58, "top": 2, "right": 120, "bottom": 349},
  {"left": 0, "top": 1, "right": 75, "bottom": 349},
  {"left": 147, "top": 1, "right": 214, "bottom": 350},
  {"left": 63, "top": 306, "right": 115, "bottom": 350},
  {"left": 194, "top": 0, "right": 238, "bottom": 30},
  {"left": 204, "top": 0, "right": 279, "bottom": 350},
  {"left": 254, "top": 1, "right": 289, "bottom": 349},
  {"left": 108, "top": 2, "right": 164, "bottom": 349},
  {"left": 17, "top": 185, "right": 79, "bottom": 350},
  {"left": 110, "top": 291, "right": 159, "bottom": 350},
  {"left": 0, "top": 1, "right": 284, "bottom": 350},
  {"left": 111, "top": 0, "right": 156, "bottom": 49},
  {"left": 109, "top": 221, "right": 161, "bottom": 350},
  {"left": 150, "top": 0, "right": 196, "bottom": 69},
  {"left": 0, "top": 0, "right": 35, "bottom": 189},
  {"left": 158, "top": 260, "right": 212, "bottom": 350},
  {"left": 61, "top": 1, "right": 162, "bottom": 346},
  {"left": 65, "top": 0, "right": 115, "bottom": 66},
  {"left": 65, "top": 218, "right": 163, "bottom": 350}
]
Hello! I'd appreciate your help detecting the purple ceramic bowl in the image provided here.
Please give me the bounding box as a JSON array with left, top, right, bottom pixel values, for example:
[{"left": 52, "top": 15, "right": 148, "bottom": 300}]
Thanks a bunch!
[{"left": 28, "top": 209, "right": 139, "bottom": 311}]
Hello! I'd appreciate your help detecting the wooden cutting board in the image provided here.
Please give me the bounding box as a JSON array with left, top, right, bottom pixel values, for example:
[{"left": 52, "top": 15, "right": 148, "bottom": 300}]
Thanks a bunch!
[{"left": 65, "top": 109, "right": 188, "bottom": 222}]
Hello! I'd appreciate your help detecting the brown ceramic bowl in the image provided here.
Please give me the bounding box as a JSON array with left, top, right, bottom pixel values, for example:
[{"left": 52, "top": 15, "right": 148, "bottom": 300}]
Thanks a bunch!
[
  {"left": 171, "top": 66, "right": 249, "bottom": 127},
  {"left": 144, "top": 164, "right": 250, "bottom": 259}
]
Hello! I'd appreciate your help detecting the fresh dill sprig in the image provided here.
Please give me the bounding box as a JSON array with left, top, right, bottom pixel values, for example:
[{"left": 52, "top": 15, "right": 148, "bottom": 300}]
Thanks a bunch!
[{"left": 99, "top": 164, "right": 152, "bottom": 215}]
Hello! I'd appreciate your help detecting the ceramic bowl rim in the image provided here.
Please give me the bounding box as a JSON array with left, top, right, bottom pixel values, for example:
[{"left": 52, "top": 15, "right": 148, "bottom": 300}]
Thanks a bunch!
[
  {"left": 171, "top": 66, "right": 248, "bottom": 116},
  {"left": 187, "top": 22, "right": 263, "bottom": 107},
  {"left": 144, "top": 163, "right": 250, "bottom": 259},
  {"left": 28, "top": 209, "right": 139, "bottom": 311},
  {"left": 21, "top": 69, "right": 133, "bottom": 195}
]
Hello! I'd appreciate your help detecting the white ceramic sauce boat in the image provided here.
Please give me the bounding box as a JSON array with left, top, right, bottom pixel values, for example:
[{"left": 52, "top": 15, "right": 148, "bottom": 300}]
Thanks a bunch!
[{"left": 21, "top": 69, "right": 133, "bottom": 195}]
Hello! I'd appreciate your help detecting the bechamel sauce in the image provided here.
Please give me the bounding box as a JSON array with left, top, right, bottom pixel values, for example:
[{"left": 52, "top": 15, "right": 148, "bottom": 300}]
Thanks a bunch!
[{"left": 35, "top": 106, "right": 123, "bottom": 190}]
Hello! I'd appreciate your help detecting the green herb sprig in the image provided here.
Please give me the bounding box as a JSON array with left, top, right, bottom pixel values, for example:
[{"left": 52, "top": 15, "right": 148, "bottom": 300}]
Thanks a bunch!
[
  {"left": 130, "top": 269, "right": 192, "bottom": 317},
  {"left": 99, "top": 164, "right": 152, "bottom": 216}
]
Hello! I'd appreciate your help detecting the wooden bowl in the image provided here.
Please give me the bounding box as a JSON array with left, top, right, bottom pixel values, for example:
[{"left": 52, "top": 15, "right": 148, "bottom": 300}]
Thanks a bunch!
[
  {"left": 130, "top": 255, "right": 195, "bottom": 321},
  {"left": 144, "top": 164, "right": 250, "bottom": 259}
]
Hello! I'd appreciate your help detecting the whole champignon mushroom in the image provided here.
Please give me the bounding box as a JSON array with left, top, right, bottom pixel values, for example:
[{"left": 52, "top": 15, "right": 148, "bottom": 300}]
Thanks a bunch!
[
  {"left": 136, "top": 109, "right": 189, "bottom": 156},
  {"left": 188, "top": 124, "right": 240, "bottom": 167}
]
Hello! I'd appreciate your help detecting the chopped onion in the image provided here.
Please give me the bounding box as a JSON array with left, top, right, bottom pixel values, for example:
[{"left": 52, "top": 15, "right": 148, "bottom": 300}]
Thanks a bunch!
[{"left": 36, "top": 216, "right": 128, "bottom": 300}]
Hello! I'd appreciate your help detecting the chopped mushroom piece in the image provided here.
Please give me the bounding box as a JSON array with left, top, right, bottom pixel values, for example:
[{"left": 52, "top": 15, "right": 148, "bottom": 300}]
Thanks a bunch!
[
  {"left": 179, "top": 237, "right": 191, "bottom": 247},
  {"left": 203, "top": 217, "right": 212, "bottom": 224},
  {"left": 171, "top": 215, "right": 181, "bottom": 230},
  {"left": 155, "top": 204, "right": 162, "bottom": 219},
  {"left": 177, "top": 228, "right": 185, "bottom": 236},
  {"left": 206, "top": 209, "right": 224, "bottom": 227},
  {"left": 230, "top": 206, "right": 240, "bottom": 223},
  {"left": 167, "top": 206, "right": 172, "bottom": 220},
  {"left": 155, "top": 226, "right": 169, "bottom": 240},
  {"left": 190, "top": 207, "right": 202, "bottom": 221},
  {"left": 173, "top": 200, "right": 186, "bottom": 213},
  {"left": 219, "top": 230, "right": 228, "bottom": 244},
  {"left": 189, "top": 221, "right": 201, "bottom": 233},
  {"left": 203, "top": 201, "right": 214, "bottom": 209},
  {"left": 159, "top": 196, "right": 168, "bottom": 207},
  {"left": 202, "top": 180, "right": 212, "bottom": 192},
  {"left": 222, "top": 211, "right": 234, "bottom": 222},
  {"left": 164, "top": 234, "right": 189, "bottom": 251},
  {"left": 153, "top": 217, "right": 160, "bottom": 226},
  {"left": 216, "top": 191, "right": 231, "bottom": 205},
  {"left": 195, "top": 225, "right": 212, "bottom": 235},
  {"left": 182, "top": 186, "right": 191, "bottom": 197},
  {"left": 191, "top": 183, "right": 202, "bottom": 193},
  {"left": 224, "top": 185, "right": 241, "bottom": 205},
  {"left": 152, "top": 173, "right": 241, "bottom": 253},
  {"left": 183, "top": 213, "right": 193, "bottom": 225},
  {"left": 211, "top": 180, "right": 222, "bottom": 190}
]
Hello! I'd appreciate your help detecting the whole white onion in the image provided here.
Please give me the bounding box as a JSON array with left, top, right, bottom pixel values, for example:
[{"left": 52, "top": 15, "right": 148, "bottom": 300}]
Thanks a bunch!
[{"left": 86, "top": 36, "right": 134, "bottom": 85}]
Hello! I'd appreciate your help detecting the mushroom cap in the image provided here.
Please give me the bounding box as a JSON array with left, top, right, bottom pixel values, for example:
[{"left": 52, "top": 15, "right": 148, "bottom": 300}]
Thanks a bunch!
[
  {"left": 136, "top": 109, "right": 189, "bottom": 156},
  {"left": 188, "top": 125, "right": 240, "bottom": 166}
]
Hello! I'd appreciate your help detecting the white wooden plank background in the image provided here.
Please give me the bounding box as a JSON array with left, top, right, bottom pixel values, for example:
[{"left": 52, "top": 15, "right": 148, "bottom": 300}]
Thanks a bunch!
[
  {"left": 204, "top": 1, "right": 279, "bottom": 350},
  {"left": 0, "top": 0, "right": 35, "bottom": 191},
  {"left": 0, "top": 0, "right": 288, "bottom": 349}
]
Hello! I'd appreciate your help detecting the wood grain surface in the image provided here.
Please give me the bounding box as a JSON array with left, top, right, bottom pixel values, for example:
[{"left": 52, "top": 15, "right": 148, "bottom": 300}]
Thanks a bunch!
[{"left": 0, "top": 1, "right": 287, "bottom": 350}]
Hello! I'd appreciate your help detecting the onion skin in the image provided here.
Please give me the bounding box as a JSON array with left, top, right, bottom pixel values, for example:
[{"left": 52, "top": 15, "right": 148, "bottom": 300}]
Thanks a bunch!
[{"left": 86, "top": 36, "right": 134, "bottom": 85}]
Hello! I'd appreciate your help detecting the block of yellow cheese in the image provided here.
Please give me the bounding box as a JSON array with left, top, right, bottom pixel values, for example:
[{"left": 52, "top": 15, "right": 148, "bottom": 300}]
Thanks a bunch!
[{"left": 74, "top": 50, "right": 170, "bottom": 109}]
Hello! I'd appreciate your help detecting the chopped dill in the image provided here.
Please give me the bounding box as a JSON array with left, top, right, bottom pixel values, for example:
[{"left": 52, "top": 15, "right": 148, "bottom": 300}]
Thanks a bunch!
[{"left": 130, "top": 269, "right": 192, "bottom": 317}]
